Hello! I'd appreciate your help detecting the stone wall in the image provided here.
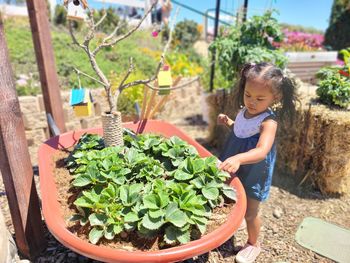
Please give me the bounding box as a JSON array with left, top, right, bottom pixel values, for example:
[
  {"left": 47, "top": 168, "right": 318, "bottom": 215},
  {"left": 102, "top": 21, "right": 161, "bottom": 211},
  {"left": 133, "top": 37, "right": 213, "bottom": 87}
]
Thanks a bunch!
[{"left": 19, "top": 77, "right": 202, "bottom": 165}]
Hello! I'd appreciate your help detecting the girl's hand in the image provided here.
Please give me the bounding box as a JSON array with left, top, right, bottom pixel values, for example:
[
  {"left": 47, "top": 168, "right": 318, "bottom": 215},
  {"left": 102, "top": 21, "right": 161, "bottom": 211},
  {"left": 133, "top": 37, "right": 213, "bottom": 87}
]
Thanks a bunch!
[
  {"left": 217, "top": 113, "right": 233, "bottom": 127},
  {"left": 219, "top": 156, "right": 241, "bottom": 174}
]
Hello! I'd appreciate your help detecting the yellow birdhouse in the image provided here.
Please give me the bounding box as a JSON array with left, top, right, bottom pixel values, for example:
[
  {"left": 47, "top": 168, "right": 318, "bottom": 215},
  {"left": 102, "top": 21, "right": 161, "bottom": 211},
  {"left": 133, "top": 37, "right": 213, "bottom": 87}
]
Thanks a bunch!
[
  {"left": 64, "top": 0, "right": 88, "bottom": 21},
  {"left": 157, "top": 65, "right": 172, "bottom": 95},
  {"left": 70, "top": 88, "right": 93, "bottom": 117}
]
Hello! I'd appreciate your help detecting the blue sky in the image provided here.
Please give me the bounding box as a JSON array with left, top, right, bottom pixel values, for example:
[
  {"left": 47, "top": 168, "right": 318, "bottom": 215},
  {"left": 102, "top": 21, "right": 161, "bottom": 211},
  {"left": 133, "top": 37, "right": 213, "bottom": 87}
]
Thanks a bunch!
[{"left": 80, "top": 0, "right": 333, "bottom": 31}]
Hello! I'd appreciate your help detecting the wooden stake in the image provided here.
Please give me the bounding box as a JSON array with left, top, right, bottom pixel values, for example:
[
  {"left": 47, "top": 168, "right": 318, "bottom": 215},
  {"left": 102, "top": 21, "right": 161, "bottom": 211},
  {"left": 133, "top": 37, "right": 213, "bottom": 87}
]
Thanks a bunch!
[
  {"left": 0, "top": 15, "right": 46, "bottom": 259},
  {"left": 173, "top": 76, "right": 182, "bottom": 87},
  {"left": 144, "top": 89, "right": 157, "bottom": 120},
  {"left": 140, "top": 85, "right": 149, "bottom": 120},
  {"left": 149, "top": 94, "right": 170, "bottom": 119}
]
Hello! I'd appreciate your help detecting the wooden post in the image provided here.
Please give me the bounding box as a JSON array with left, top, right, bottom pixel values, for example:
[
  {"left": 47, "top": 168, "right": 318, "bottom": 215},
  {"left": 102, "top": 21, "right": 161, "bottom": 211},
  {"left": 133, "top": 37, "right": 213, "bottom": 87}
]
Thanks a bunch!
[
  {"left": 0, "top": 13, "right": 46, "bottom": 259},
  {"left": 26, "top": 0, "right": 66, "bottom": 133}
]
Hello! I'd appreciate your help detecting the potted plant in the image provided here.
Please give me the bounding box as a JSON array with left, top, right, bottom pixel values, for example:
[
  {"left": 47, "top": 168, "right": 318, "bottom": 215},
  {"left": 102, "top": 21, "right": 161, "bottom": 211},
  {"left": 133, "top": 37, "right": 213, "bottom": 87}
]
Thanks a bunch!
[{"left": 38, "top": 121, "right": 247, "bottom": 263}]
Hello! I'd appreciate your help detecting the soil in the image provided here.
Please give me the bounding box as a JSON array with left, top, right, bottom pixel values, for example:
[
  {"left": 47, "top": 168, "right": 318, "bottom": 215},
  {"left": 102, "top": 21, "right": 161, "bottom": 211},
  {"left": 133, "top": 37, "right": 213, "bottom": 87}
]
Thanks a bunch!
[
  {"left": 0, "top": 83, "right": 349, "bottom": 263},
  {"left": 52, "top": 150, "right": 235, "bottom": 252}
]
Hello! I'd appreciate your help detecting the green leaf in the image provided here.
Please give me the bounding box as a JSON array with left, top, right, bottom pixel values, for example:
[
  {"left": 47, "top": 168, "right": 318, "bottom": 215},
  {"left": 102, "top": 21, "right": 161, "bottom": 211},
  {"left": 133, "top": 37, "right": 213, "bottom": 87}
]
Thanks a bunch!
[
  {"left": 74, "top": 196, "right": 94, "bottom": 208},
  {"left": 89, "top": 213, "right": 108, "bottom": 226},
  {"left": 149, "top": 209, "right": 165, "bottom": 218},
  {"left": 141, "top": 213, "right": 164, "bottom": 230},
  {"left": 104, "top": 224, "right": 123, "bottom": 240},
  {"left": 101, "top": 183, "right": 117, "bottom": 199},
  {"left": 143, "top": 194, "right": 160, "bottom": 209},
  {"left": 166, "top": 207, "right": 187, "bottom": 228},
  {"left": 222, "top": 184, "right": 237, "bottom": 201},
  {"left": 177, "top": 229, "right": 191, "bottom": 244},
  {"left": 174, "top": 170, "right": 193, "bottom": 181},
  {"left": 164, "top": 225, "right": 178, "bottom": 244},
  {"left": 89, "top": 227, "right": 104, "bottom": 244},
  {"left": 158, "top": 192, "right": 169, "bottom": 208},
  {"left": 192, "top": 158, "right": 205, "bottom": 173},
  {"left": 119, "top": 185, "right": 128, "bottom": 203},
  {"left": 124, "top": 212, "right": 140, "bottom": 223},
  {"left": 202, "top": 186, "right": 219, "bottom": 200},
  {"left": 72, "top": 174, "right": 92, "bottom": 187},
  {"left": 190, "top": 177, "right": 205, "bottom": 189}
]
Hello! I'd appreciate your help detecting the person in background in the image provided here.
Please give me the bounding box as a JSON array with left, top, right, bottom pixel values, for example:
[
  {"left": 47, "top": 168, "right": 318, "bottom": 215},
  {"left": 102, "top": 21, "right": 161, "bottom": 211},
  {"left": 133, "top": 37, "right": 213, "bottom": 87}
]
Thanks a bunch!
[{"left": 151, "top": 0, "right": 172, "bottom": 25}]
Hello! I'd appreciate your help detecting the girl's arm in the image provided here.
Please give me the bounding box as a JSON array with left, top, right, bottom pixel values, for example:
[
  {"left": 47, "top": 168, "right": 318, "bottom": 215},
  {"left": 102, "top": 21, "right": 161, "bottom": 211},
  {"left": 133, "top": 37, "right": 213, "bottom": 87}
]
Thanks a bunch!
[{"left": 219, "top": 120, "right": 277, "bottom": 173}]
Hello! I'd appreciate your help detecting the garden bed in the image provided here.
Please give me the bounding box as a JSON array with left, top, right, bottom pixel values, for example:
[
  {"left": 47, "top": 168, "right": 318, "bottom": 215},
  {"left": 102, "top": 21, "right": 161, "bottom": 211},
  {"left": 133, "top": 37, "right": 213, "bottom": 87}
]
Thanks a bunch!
[{"left": 38, "top": 120, "right": 246, "bottom": 263}]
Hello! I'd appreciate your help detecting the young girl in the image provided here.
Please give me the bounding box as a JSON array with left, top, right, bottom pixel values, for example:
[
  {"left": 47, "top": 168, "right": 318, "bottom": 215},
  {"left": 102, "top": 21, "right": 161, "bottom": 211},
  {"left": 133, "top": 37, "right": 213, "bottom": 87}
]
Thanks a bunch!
[{"left": 217, "top": 62, "right": 297, "bottom": 263}]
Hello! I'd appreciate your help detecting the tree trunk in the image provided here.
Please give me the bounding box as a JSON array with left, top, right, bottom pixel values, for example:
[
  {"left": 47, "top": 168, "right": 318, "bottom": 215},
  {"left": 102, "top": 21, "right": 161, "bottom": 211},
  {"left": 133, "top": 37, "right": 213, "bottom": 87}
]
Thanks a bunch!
[{"left": 101, "top": 111, "right": 124, "bottom": 146}]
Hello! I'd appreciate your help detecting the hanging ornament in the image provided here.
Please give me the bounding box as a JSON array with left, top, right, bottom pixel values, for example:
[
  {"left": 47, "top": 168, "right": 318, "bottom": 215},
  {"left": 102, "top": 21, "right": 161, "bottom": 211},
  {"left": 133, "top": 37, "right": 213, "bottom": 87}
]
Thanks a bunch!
[
  {"left": 152, "top": 30, "right": 159, "bottom": 37},
  {"left": 151, "top": 23, "right": 162, "bottom": 38}
]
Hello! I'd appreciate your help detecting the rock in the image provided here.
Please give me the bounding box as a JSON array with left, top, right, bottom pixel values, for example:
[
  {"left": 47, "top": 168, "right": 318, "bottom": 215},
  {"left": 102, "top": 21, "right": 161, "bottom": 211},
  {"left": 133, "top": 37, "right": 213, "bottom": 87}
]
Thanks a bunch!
[{"left": 273, "top": 207, "right": 283, "bottom": 218}]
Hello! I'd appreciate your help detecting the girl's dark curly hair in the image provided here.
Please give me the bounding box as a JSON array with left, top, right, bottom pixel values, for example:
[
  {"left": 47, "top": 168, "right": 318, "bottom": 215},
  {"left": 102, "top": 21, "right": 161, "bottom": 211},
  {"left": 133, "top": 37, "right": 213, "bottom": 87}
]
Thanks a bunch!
[{"left": 232, "top": 62, "right": 298, "bottom": 123}]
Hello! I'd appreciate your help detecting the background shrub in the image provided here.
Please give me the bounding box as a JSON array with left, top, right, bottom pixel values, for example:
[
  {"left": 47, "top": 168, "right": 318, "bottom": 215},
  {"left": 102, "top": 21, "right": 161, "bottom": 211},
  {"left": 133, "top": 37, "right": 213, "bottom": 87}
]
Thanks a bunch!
[
  {"left": 210, "top": 10, "right": 287, "bottom": 85},
  {"left": 173, "top": 19, "right": 200, "bottom": 49},
  {"left": 316, "top": 65, "right": 350, "bottom": 108},
  {"left": 324, "top": 0, "right": 350, "bottom": 50}
]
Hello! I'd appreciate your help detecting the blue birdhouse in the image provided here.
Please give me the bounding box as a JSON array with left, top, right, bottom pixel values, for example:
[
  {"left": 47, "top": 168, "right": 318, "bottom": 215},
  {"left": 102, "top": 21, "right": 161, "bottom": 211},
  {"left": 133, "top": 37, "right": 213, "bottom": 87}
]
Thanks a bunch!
[{"left": 70, "top": 88, "right": 93, "bottom": 116}]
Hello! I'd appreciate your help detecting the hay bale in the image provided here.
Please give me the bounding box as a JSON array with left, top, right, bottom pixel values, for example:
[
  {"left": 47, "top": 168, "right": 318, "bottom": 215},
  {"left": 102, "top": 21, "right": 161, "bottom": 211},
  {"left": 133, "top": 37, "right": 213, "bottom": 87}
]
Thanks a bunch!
[
  {"left": 279, "top": 101, "right": 350, "bottom": 195},
  {"left": 206, "top": 83, "right": 350, "bottom": 195}
]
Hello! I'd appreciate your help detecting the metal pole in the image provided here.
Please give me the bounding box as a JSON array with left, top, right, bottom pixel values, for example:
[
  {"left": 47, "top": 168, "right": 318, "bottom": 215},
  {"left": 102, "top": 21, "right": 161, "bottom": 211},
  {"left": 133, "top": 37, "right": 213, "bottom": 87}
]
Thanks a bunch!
[
  {"left": 243, "top": 0, "right": 249, "bottom": 22},
  {"left": 209, "top": 0, "right": 221, "bottom": 92}
]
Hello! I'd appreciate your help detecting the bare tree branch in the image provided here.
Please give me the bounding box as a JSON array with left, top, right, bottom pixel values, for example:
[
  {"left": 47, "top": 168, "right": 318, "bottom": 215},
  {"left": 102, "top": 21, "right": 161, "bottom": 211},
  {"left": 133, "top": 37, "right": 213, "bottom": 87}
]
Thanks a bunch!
[
  {"left": 119, "top": 7, "right": 180, "bottom": 93},
  {"left": 94, "top": 10, "right": 107, "bottom": 28},
  {"left": 73, "top": 67, "right": 106, "bottom": 86},
  {"left": 104, "top": 24, "right": 122, "bottom": 42},
  {"left": 93, "top": 0, "right": 158, "bottom": 55},
  {"left": 68, "top": 21, "right": 86, "bottom": 50},
  {"left": 117, "top": 57, "right": 135, "bottom": 92}
]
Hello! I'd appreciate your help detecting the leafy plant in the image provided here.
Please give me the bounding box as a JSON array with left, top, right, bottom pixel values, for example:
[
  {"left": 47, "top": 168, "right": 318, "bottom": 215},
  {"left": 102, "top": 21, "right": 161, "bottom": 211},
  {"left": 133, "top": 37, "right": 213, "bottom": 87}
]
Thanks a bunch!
[
  {"left": 210, "top": 10, "right": 287, "bottom": 84},
  {"left": 173, "top": 20, "right": 201, "bottom": 49},
  {"left": 339, "top": 47, "right": 350, "bottom": 65},
  {"left": 316, "top": 65, "right": 350, "bottom": 108},
  {"left": 65, "top": 132, "right": 237, "bottom": 246}
]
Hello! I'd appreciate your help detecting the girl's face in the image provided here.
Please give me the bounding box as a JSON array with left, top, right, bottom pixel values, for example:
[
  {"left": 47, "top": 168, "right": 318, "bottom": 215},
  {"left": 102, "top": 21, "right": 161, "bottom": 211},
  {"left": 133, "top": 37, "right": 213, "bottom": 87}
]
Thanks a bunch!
[{"left": 243, "top": 79, "right": 278, "bottom": 117}]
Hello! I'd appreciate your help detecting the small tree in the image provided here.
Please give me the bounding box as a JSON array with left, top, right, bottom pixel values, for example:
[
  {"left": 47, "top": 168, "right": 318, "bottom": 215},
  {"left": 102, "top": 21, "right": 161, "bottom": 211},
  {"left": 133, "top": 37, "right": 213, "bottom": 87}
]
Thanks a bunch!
[
  {"left": 324, "top": 0, "right": 350, "bottom": 50},
  {"left": 68, "top": 2, "right": 178, "bottom": 146}
]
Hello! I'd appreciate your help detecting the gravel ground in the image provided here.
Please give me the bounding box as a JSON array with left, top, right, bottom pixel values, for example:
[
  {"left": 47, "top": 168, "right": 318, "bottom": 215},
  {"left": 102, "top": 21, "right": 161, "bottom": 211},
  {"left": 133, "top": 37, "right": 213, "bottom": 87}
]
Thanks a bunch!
[{"left": 1, "top": 105, "right": 349, "bottom": 263}]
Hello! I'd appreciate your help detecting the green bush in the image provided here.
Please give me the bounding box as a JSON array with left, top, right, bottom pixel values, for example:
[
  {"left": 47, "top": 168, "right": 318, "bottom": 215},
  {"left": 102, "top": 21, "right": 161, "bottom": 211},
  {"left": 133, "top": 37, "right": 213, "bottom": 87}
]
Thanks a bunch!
[
  {"left": 173, "top": 20, "right": 200, "bottom": 49},
  {"left": 93, "top": 8, "right": 127, "bottom": 34},
  {"left": 200, "top": 62, "right": 233, "bottom": 92},
  {"left": 54, "top": 5, "right": 67, "bottom": 26},
  {"left": 324, "top": 0, "right": 350, "bottom": 50},
  {"left": 316, "top": 66, "right": 350, "bottom": 108},
  {"left": 210, "top": 10, "right": 287, "bottom": 84}
]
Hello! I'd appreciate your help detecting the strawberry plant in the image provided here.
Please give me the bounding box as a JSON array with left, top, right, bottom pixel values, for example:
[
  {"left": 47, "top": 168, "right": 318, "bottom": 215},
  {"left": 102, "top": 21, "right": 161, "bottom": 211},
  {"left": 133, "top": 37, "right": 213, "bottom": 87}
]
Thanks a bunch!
[
  {"left": 316, "top": 61, "right": 350, "bottom": 108},
  {"left": 65, "top": 131, "right": 236, "bottom": 246}
]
